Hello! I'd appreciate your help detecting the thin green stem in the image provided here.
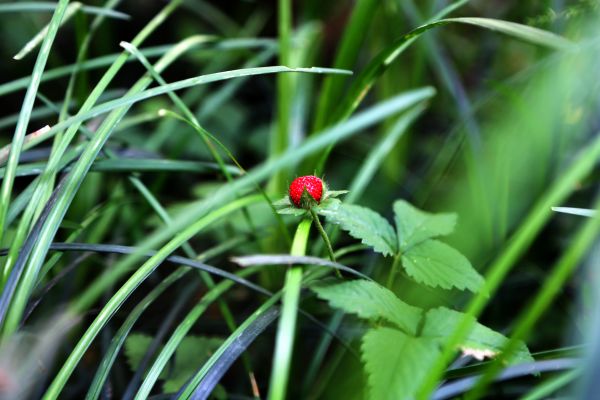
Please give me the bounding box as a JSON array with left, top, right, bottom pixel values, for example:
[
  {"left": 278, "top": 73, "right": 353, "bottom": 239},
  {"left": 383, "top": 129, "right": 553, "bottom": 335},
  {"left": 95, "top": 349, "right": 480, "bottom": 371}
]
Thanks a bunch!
[
  {"left": 268, "top": 218, "right": 312, "bottom": 400},
  {"left": 310, "top": 208, "right": 340, "bottom": 279},
  {"left": 386, "top": 254, "right": 402, "bottom": 289},
  {"left": 310, "top": 208, "right": 335, "bottom": 262}
]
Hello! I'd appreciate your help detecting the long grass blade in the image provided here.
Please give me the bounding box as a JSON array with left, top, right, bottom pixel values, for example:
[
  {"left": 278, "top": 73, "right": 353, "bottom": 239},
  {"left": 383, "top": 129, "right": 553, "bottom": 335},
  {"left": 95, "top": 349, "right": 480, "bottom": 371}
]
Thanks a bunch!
[
  {"left": 0, "top": 0, "right": 69, "bottom": 249},
  {"left": 175, "top": 295, "right": 281, "bottom": 400},
  {"left": 0, "top": 1, "right": 129, "bottom": 19}
]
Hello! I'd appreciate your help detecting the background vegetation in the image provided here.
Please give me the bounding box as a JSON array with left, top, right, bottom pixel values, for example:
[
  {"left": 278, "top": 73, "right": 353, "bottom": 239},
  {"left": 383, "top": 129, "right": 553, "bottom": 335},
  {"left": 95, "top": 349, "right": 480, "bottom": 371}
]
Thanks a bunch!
[{"left": 0, "top": 0, "right": 599, "bottom": 399}]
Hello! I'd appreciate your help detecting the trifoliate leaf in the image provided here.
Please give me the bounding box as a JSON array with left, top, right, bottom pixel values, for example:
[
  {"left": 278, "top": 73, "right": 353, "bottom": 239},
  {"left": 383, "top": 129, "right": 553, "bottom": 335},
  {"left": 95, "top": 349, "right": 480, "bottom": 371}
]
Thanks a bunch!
[
  {"left": 312, "top": 280, "right": 422, "bottom": 335},
  {"left": 401, "top": 239, "right": 484, "bottom": 292},
  {"left": 421, "top": 307, "right": 533, "bottom": 364},
  {"left": 393, "top": 200, "right": 456, "bottom": 250},
  {"left": 362, "top": 327, "right": 440, "bottom": 400},
  {"left": 320, "top": 204, "right": 397, "bottom": 257}
]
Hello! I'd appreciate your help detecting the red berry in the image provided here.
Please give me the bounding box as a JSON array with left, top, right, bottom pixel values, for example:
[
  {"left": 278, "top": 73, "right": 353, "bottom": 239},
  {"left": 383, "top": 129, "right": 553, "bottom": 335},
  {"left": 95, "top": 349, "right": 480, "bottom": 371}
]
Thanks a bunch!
[{"left": 289, "top": 175, "right": 323, "bottom": 208}]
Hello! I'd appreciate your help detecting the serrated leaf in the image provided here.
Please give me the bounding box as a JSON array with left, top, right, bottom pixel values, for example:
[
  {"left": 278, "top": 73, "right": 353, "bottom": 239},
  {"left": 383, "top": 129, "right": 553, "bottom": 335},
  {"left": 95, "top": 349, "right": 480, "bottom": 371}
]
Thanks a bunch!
[
  {"left": 421, "top": 307, "right": 533, "bottom": 364},
  {"left": 312, "top": 280, "right": 422, "bottom": 335},
  {"left": 393, "top": 200, "right": 456, "bottom": 250},
  {"left": 321, "top": 204, "right": 397, "bottom": 256},
  {"left": 401, "top": 240, "right": 483, "bottom": 292},
  {"left": 362, "top": 327, "right": 440, "bottom": 400}
]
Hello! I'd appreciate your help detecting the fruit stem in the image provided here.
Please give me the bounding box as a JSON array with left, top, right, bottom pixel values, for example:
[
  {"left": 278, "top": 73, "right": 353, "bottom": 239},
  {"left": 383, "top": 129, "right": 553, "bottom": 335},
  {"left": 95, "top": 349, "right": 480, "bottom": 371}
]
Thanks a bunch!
[{"left": 309, "top": 208, "right": 341, "bottom": 278}]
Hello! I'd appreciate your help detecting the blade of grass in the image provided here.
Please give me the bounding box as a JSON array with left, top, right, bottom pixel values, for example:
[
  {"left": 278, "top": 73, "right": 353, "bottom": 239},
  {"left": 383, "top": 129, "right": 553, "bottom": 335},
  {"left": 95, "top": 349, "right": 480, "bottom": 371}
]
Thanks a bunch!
[
  {"left": 314, "top": 0, "right": 467, "bottom": 173},
  {"left": 85, "top": 268, "right": 189, "bottom": 400},
  {"left": 0, "top": 0, "right": 69, "bottom": 249},
  {"left": 15, "top": 66, "right": 352, "bottom": 153},
  {"left": 0, "top": 1, "right": 129, "bottom": 19},
  {"left": 465, "top": 195, "right": 600, "bottom": 398},
  {"left": 13, "top": 2, "right": 81, "bottom": 61},
  {"left": 176, "top": 295, "right": 281, "bottom": 400},
  {"left": 312, "top": 0, "right": 378, "bottom": 131},
  {"left": 270, "top": 0, "right": 293, "bottom": 195},
  {"left": 519, "top": 368, "right": 581, "bottom": 400},
  {"left": 133, "top": 266, "right": 260, "bottom": 400},
  {"left": 417, "top": 132, "right": 600, "bottom": 398},
  {"left": 41, "top": 194, "right": 262, "bottom": 400},
  {"left": 0, "top": 0, "right": 186, "bottom": 284},
  {"left": 0, "top": 158, "right": 241, "bottom": 178},
  {"left": 268, "top": 218, "right": 312, "bottom": 400}
]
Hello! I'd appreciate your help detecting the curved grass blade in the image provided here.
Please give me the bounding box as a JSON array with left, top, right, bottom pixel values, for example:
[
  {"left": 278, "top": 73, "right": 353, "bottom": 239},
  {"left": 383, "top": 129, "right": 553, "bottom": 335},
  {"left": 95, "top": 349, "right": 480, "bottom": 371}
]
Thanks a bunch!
[
  {"left": 41, "top": 195, "right": 262, "bottom": 400},
  {"left": 313, "top": 0, "right": 467, "bottom": 172},
  {"left": 312, "top": 0, "right": 378, "bottom": 132},
  {"left": 0, "top": 158, "right": 241, "bottom": 178},
  {"left": 133, "top": 268, "right": 259, "bottom": 400},
  {"left": 175, "top": 296, "right": 281, "bottom": 400},
  {"left": 336, "top": 15, "right": 571, "bottom": 123},
  {"left": 123, "top": 283, "right": 198, "bottom": 400},
  {"left": 465, "top": 196, "right": 600, "bottom": 398},
  {"left": 13, "top": 2, "right": 82, "bottom": 61},
  {"left": 519, "top": 368, "right": 581, "bottom": 400},
  {"left": 0, "top": 0, "right": 187, "bottom": 317},
  {"left": 17, "top": 66, "right": 352, "bottom": 154},
  {"left": 0, "top": 241, "right": 270, "bottom": 296},
  {"left": 85, "top": 268, "right": 189, "bottom": 400},
  {"left": 0, "top": 173, "right": 68, "bottom": 330},
  {"left": 551, "top": 207, "right": 596, "bottom": 217},
  {"left": 418, "top": 133, "right": 600, "bottom": 397},
  {"left": 0, "top": 1, "right": 129, "bottom": 19},
  {"left": 231, "top": 254, "right": 373, "bottom": 281},
  {"left": 433, "top": 358, "right": 580, "bottom": 400},
  {"left": 0, "top": 38, "right": 275, "bottom": 99},
  {"left": 0, "top": 0, "right": 69, "bottom": 249}
]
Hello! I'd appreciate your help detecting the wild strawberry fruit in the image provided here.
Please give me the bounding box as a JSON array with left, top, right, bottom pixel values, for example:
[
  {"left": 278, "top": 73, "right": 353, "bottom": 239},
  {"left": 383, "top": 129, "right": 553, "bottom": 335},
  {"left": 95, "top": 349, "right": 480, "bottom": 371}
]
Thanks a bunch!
[{"left": 289, "top": 175, "right": 323, "bottom": 208}]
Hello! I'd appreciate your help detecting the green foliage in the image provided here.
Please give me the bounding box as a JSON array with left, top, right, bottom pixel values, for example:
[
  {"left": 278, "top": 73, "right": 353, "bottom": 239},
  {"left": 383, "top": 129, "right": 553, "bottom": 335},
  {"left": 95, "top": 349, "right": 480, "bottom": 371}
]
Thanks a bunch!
[
  {"left": 323, "top": 200, "right": 483, "bottom": 292},
  {"left": 394, "top": 200, "right": 456, "bottom": 250},
  {"left": 125, "top": 333, "right": 223, "bottom": 393},
  {"left": 421, "top": 307, "right": 533, "bottom": 364},
  {"left": 361, "top": 327, "right": 440, "bottom": 400},
  {"left": 401, "top": 240, "right": 484, "bottom": 292},
  {"left": 320, "top": 204, "right": 397, "bottom": 257},
  {"left": 312, "top": 280, "right": 422, "bottom": 335}
]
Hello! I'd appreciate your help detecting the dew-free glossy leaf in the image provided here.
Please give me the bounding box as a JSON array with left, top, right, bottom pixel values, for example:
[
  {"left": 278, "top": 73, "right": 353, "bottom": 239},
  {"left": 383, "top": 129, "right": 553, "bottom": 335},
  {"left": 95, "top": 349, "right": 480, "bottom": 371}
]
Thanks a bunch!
[
  {"left": 421, "top": 307, "right": 533, "bottom": 364},
  {"left": 312, "top": 280, "right": 422, "bottom": 335},
  {"left": 362, "top": 327, "right": 439, "bottom": 400},
  {"left": 321, "top": 204, "right": 397, "bottom": 256},
  {"left": 393, "top": 200, "right": 456, "bottom": 250},
  {"left": 401, "top": 240, "right": 483, "bottom": 292}
]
